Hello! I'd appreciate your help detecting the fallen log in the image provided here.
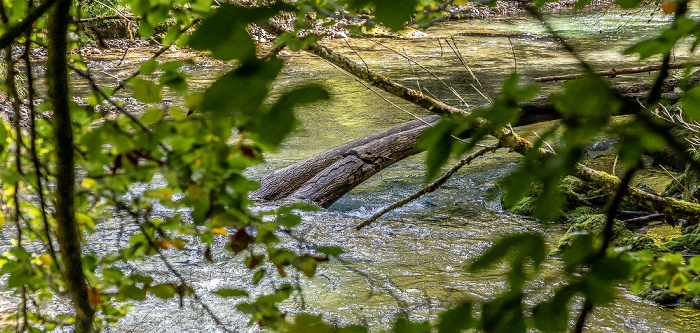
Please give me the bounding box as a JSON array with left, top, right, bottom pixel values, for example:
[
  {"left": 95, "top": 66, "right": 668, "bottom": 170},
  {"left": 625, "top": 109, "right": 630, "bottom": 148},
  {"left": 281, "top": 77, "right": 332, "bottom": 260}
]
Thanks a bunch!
[
  {"left": 534, "top": 60, "right": 700, "bottom": 82},
  {"left": 251, "top": 115, "right": 440, "bottom": 201},
  {"left": 258, "top": 24, "right": 700, "bottom": 225},
  {"left": 289, "top": 124, "right": 432, "bottom": 207}
]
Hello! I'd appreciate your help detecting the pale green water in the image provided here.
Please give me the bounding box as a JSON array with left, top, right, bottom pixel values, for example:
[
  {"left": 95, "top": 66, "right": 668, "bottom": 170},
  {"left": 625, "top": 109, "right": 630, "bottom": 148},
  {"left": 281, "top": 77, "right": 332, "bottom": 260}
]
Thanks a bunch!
[{"left": 2, "top": 6, "right": 700, "bottom": 332}]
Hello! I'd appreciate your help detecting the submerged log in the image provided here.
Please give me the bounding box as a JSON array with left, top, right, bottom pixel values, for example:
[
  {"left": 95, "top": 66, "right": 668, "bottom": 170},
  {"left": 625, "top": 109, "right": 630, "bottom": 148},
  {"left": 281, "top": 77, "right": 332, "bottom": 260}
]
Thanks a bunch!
[{"left": 253, "top": 79, "right": 680, "bottom": 208}]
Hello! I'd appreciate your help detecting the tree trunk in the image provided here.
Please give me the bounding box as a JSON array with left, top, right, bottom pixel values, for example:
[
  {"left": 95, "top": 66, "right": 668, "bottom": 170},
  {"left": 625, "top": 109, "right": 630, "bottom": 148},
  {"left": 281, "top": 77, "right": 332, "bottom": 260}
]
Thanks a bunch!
[{"left": 48, "top": 0, "right": 95, "bottom": 331}]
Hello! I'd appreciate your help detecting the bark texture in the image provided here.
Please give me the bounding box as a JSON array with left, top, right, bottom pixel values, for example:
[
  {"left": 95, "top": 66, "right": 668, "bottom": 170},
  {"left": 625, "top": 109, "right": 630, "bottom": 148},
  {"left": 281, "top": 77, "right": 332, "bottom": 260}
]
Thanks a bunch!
[
  {"left": 290, "top": 124, "right": 431, "bottom": 207},
  {"left": 251, "top": 115, "right": 440, "bottom": 202},
  {"left": 534, "top": 60, "right": 700, "bottom": 82},
  {"left": 48, "top": 0, "right": 95, "bottom": 331}
]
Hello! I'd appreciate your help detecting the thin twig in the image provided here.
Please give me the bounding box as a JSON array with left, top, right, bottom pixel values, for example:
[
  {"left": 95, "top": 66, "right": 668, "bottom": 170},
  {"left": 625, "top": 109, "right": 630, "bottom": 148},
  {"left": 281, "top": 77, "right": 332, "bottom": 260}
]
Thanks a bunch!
[
  {"left": 660, "top": 164, "right": 695, "bottom": 202},
  {"left": 363, "top": 36, "right": 469, "bottom": 107},
  {"left": 320, "top": 58, "right": 433, "bottom": 126},
  {"left": 112, "top": 19, "right": 201, "bottom": 94},
  {"left": 356, "top": 145, "right": 498, "bottom": 230},
  {"left": 116, "top": 203, "right": 234, "bottom": 333},
  {"left": 446, "top": 37, "right": 490, "bottom": 102},
  {"left": 345, "top": 38, "right": 368, "bottom": 71},
  {"left": 507, "top": 35, "right": 517, "bottom": 74},
  {"left": 24, "top": 23, "right": 58, "bottom": 264}
]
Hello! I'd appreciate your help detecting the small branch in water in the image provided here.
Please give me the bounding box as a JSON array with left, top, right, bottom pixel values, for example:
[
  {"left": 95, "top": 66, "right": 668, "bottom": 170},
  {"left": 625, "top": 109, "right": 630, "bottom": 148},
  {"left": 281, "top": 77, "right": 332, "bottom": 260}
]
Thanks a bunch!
[
  {"left": 363, "top": 36, "right": 470, "bottom": 108},
  {"left": 356, "top": 145, "right": 499, "bottom": 230},
  {"left": 446, "top": 37, "right": 491, "bottom": 103},
  {"left": 507, "top": 35, "right": 517, "bottom": 74},
  {"left": 622, "top": 213, "right": 670, "bottom": 227}
]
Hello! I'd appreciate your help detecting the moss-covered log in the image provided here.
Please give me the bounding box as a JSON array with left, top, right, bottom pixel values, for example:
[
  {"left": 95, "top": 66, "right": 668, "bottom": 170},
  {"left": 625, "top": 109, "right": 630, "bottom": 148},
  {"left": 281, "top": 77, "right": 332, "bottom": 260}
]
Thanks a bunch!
[{"left": 258, "top": 24, "right": 700, "bottom": 226}]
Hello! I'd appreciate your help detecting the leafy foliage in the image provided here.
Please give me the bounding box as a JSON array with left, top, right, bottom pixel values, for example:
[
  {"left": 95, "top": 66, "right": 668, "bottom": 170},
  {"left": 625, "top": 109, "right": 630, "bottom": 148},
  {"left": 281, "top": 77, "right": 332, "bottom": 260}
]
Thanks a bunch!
[{"left": 0, "top": 0, "right": 698, "bottom": 332}]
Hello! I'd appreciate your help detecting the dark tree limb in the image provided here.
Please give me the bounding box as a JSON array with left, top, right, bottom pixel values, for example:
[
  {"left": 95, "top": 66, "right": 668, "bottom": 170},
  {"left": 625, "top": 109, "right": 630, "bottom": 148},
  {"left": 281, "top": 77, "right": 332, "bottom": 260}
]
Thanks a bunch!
[
  {"left": 289, "top": 123, "right": 435, "bottom": 207},
  {"left": 534, "top": 60, "right": 700, "bottom": 82},
  {"left": 47, "top": 0, "right": 95, "bottom": 331}
]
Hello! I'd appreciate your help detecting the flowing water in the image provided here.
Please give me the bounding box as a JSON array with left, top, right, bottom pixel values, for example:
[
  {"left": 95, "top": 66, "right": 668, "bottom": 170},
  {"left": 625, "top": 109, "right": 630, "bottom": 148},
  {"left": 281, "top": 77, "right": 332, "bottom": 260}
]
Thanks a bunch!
[{"left": 3, "top": 5, "right": 700, "bottom": 332}]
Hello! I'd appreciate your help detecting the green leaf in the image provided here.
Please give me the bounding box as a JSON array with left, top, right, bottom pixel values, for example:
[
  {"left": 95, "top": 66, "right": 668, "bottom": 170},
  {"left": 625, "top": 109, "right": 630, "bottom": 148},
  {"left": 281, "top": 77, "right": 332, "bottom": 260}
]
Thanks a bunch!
[
  {"left": 374, "top": 0, "right": 419, "bottom": 31},
  {"left": 141, "top": 108, "right": 164, "bottom": 125},
  {"left": 131, "top": 78, "right": 162, "bottom": 104},
  {"left": 277, "top": 214, "right": 302, "bottom": 228},
  {"left": 480, "top": 293, "right": 526, "bottom": 333},
  {"left": 102, "top": 267, "right": 124, "bottom": 282},
  {"left": 418, "top": 119, "right": 454, "bottom": 180},
  {"left": 189, "top": 3, "right": 294, "bottom": 61},
  {"left": 624, "top": 18, "right": 696, "bottom": 59},
  {"left": 615, "top": 0, "right": 644, "bottom": 8},
  {"left": 532, "top": 286, "right": 576, "bottom": 333},
  {"left": 198, "top": 58, "right": 283, "bottom": 116},
  {"left": 191, "top": 0, "right": 213, "bottom": 12},
  {"left": 681, "top": 86, "right": 700, "bottom": 121},
  {"left": 561, "top": 234, "right": 597, "bottom": 272},
  {"left": 252, "top": 85, "right": 329, "bottom": 148},
  {"left": 295, "top": 256, "right": 317, "bottom": 278},
  {"left": 284, "top": 314, "right": 333, "bottom": 333},
  {"left": 393, "top": 317, "right": 431, "bottom": 333},
  {"left": 149, "top": 284, "right": 176, "bottom": 299},
  {"left": 139, "top": 59, "right": 158, "bottom": 75},
  {"left": 469, "top": 233, "right": 547, "bottom": 272},
  {"left": 253, "top": 269, "right": 266, "bottom": 284},
  {"left": 317, "top": 246, "right": 343, "bottom": 256},
  {"left": 169, "top": 107, "right": 187, "bottom": 120},
  {"left": 438, "top": 301, "right": 474, "bottom": 333},
  {"left": 213, "top": 288, "right": 249, "bottom": 297},
  {"left": 160, "top": 70, "right": 188, "bottom": 93},
  {"left": 120, "top": 285, "right": 145, "bottom": 300}
]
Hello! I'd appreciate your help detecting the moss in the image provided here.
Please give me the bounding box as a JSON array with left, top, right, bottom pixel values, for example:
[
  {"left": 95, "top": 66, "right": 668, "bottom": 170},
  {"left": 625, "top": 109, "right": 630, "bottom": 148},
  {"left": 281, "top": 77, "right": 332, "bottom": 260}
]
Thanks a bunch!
[
  {"left": 504, "top": 176, "right": 606, "bottom": 219},
  {"left": 564, "top": 206, "right": 599, "bottom": 225},
  {"left": 664, "top": 223, "right": 700, "bottom": 252},
  {"left": 510, "top": 196, "right": 537, "bottom": 216},
  {"left": 557, "top": 214, "right": 666, "bottom": 254},
  {"left": 643, "top": 289, "right": 681, "bottom": 305}
]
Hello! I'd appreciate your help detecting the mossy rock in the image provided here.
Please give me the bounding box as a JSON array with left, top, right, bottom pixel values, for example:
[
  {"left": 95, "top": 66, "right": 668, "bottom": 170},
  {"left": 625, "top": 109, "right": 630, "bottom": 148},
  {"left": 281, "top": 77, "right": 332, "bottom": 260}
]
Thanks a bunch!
[
  {"left": 509, "top": 195, "right": 537, "bottom": 216},
  {"left": 557, "top": 214, "right": 666, "bottom": 254},
  {"left": 639, "top": 287, "right": 681, "bottom": 305},
  {"left": 504, "top": 176, "right": 606, "bottom": 219},
  {"left": 664, "top": 223, "right": 700, "bottom": 252}
]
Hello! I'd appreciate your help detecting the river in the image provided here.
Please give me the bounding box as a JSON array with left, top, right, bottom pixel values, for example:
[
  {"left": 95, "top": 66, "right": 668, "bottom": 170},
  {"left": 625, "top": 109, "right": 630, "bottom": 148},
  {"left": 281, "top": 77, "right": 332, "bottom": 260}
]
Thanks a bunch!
[{"left": 2, "top": 4, "right": 700, "bottom": 332}]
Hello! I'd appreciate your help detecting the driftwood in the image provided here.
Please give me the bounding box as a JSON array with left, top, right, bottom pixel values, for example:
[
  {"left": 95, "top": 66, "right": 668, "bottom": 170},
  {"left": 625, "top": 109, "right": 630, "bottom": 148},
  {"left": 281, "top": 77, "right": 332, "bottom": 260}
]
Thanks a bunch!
[
  {"left": 258, "top": 23, "right": 700, "bottom": 225},
  {"left": 534, "top": 60, "right": 700, "bottom": 82}
]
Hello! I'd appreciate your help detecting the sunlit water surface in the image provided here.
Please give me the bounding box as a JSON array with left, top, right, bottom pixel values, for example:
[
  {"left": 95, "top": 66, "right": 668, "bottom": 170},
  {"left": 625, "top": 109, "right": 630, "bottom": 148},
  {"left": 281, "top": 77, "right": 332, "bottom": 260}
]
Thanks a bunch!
[{"left": 2, "top": 5, "right": 700, "bottom": 332}]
